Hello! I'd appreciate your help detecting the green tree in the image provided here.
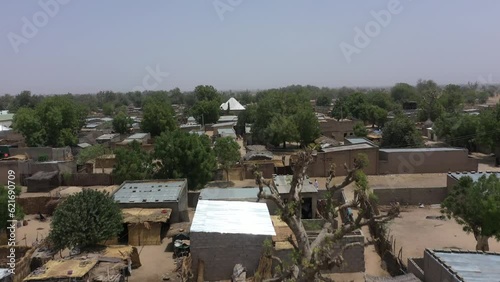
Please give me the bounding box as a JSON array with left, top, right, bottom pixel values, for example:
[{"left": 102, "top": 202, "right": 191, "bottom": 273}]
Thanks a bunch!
[
  {"left": 366, "top": 90, "right": 394, "bottom": 111},
  {"left": 476, "top": 104, "right": 500, "bottom": 151},
  {"left": 265, "top": 115, "right": 299, "bottom": 148},
  {"left": 102, "top": 102, "right": 115, "bottom": 116},
  {"left": 48, "top": 189, "right": 123, "bottom": 250},
  {"left": 12, "top": 108, "right": 46, "bottom": 146},
  {"left": 364, "top": 105, "right": 388, "bottom": 128},
  {"left": 315, "top": 95, "right": 330, "bottom": 107},
  {"left": 381, "top": 115, "right": 423, "bottom": 148},
  {"left": 416, "top": 79, "right": 443, "bottom": 121},
  {"left": 236, "top": 103, "right": 257, "bottom": 135},
  {"left": 112, "top": 141, "right": 152, "bottom": 184},
  {"left": 77, "top": 144, "right": 108, "bottom": 166},
  {"left": 112, "top": 112, "right": 132, "bottom": 134},
  {"left": 0, "top": 185, "right": 24, "bottom": 231},
  {"left": 434, "top": 113, "right": 478, "bottom": 149},
  {"left": 441, "top": 175, "right": 500, "bottom": 251},
  {"left": 439, "top": 84, "right": 464, "bottom": 114},
  {"left": 194, "top": 85, "right": 220, "bottom": 102},
  {"left": 213, "top": 137, "right": 241, "bottom": 181},
  {"left": 8, "top": 91, "right": 42, "bottom": 113},
  {"left": 13, "top": 96, "right": 84, "bottom": 147},
  {"left": 141, "top": 96, "right": 176, "bottom": 137},
  {"left": 353, "top": 122, "right": 368, "bottom": 137},
  {"left": 154, "top": 130, "right": 216, "bottom": 190},
  {"left": 191, "top": 100, "right": 220, "bottom": 124},
  {"left": 293, "top": 108, "right": 321, "bottom": 146},
  {"left": 390, "top": 83, "right": 417, "bottom": 103}
]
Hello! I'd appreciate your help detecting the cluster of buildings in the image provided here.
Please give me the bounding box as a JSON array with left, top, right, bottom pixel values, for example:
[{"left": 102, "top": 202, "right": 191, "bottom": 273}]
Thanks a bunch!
[{"left": 1, "top": 96, "right": 500, "bottom": 281}]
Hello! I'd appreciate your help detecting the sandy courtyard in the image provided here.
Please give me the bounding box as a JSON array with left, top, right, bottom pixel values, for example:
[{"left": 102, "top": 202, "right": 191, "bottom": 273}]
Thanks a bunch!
[{"left": 388, "top": 206, "right": 500, "bottom": 265}]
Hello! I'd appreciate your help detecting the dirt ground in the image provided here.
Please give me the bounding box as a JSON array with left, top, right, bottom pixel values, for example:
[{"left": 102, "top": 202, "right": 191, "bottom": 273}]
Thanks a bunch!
[{"left": 387, "top": 206, "right": 500, "bottom": 265}]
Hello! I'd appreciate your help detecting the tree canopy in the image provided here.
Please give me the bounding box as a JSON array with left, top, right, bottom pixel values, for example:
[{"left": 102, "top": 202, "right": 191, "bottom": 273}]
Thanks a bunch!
[
  {"left": 48, "top": 189, "right": 123, "bottom": 251},
  {"left": 315, "top": 95, "right": 330, "bottom": 107},
  {"left": 112, "top": 111, "right": 132, "bottom": 134},
  {"left": 77, "top": 144, "right": 108, "bottom": 166},
  {"left": 252, "top": 90, "right": 319, "bottom": 147},
  {"left": 191, "top": 100, "right": 220, "bottom": 124},
  {"left": 140, "top": 95, "right": 176, "bottom": 137},
  {"left": 154, "top": 130, "right": 216, "bottom": 190},
  {"left": 353, "top": 122, "right": 368, "bottom": 137},
  {"left": 12, "top": 95, "right": 86, "bottom": 147},
  {"left": 213, "top": 136, "right": 241, "bottom": 181},
  {"left": 112, "top": 141, "right": 152, "bottom": 184},
  {"left": 381, "top": 115, "right": 423, "bottom": 148},
  {"left": 441, "top": 175, "right": 500, "bottom": 251}
]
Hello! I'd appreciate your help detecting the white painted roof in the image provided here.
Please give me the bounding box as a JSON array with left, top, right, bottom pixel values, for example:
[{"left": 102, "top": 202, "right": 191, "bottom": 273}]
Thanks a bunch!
[
  {"left": 191, "top": 200, "right": 276, "bottom": 236},
  {"left": 0, "top": 269, "right": 11, "bottom": 279},
  {"left": 220, "top": 97, "right": 245, "bottom": 111},
  {"left": 0, "top": 125, "right": 11, "bottom": 131}
]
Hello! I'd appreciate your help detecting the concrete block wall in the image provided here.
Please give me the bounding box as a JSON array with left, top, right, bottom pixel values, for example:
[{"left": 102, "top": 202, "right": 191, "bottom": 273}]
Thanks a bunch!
[
  {"left": 190, "top": 232, "right": 269, "bottom": 281},
  {"left": 423, "top": 250, "right": 459, "bottom": 282},
  {"left": 329, "top": 232, "right": 365, "bottom": 273},
  {"left": 408, "top": 258, "right": 424, "bottom": 281}
]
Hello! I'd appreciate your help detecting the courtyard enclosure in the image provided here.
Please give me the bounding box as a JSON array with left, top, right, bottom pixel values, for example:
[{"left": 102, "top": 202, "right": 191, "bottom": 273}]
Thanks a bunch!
[{"left": 190, "top": 200, "right": 276, "bottom": 280}]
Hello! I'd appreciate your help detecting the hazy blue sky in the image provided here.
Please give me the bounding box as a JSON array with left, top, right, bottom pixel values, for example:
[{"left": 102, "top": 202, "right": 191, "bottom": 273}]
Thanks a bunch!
[{"left": 1, "top": 0, "right": 499, "bottom": 94}]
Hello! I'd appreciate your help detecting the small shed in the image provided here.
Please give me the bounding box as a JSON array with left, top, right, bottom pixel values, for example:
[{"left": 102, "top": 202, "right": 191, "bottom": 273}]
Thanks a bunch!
[
  {"left": 96, "top": 134, "right": 120, "bottom": 144},
  {"left": 112, "top": 179, "right": 188, "bottom": 223},
  {"left": 121, "top": 133, "right": 151, "bottom": 145},
  {"left": 273, "top": 174, "right": 318, "bottom": 219},
  {"left": 25, "top": 171, "right": 60, "bottom": 192},
  {"left": 23, "top": 259, "right": 98, "bottom": 282},
  {"left": 122, "top": 208, "right": 172, "bottom": 246},
  {"left": 190, "top": 200, "right": 276, "bottom": 281},
  {"left": 199, "top": 187, "right": 277, "bottom": 214}
]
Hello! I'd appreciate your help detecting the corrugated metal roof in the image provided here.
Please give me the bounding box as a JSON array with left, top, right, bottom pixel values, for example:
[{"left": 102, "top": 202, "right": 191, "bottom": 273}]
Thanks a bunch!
[
  {"left": 212, "top": 121, "right": 236, "bottom": 128},
  {"left": 345, "top": 137, "right": 375, "bottom": 146},
  {"left": 218, "top": 128, "right": 237, "bottom": 138},
  {"left": 273, "top": 175, "right": 318, "bottom": 194},
  {"left": 448, "top": 171, "right": 500, "bottom": 182},
  {"left": 217, "top": 115, "right": 238, "bottom": 123},
  {"left": 321, "top": 143, "right": 374, "bottom": 152},
  {"left": 113, "top": 180, "right": 186, "bottom": 204},
  {"left": 199, "top": 187, "right": 271, "bottom": 201},
  {"left": 128, "top": 133, "right": 149, "bottom": 139},
  {"left": 430, "top": 249, "right": 500, "bottom": 281},
  {"left": 191, "top": 200, "right": 276, "bottom": 235},
  {"left": 96, "top": 133, "right": 119, "bottom": 140},
  {"left": 380, "top": 147, "right": 466, "bottom": 153},
  {"left": 0, "top": 113, "right": 14, "bottom": 122}
]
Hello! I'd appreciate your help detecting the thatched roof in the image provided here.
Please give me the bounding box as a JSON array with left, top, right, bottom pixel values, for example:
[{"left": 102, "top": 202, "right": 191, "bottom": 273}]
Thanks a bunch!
[
  {"left": 165, "top": 222, "right": 191, "bottom": 238},
  {"left": 24, "top": 259, "right": 98, "bottom": 280},
  {"left": 121, "top": 208, "right": 172, "bottom": 224}
]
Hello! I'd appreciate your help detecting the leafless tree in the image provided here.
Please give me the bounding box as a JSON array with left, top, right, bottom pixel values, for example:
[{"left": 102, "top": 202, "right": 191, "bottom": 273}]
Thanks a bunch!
[{"left": 254, "top": 150, "right": 400, "bottom": 281}]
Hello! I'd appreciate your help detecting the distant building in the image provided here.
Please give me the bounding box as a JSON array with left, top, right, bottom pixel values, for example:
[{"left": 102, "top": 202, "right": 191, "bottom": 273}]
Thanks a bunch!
[
  {"left": 220, "top": 97, "right": 245, "bottom": 114},
  {"left": 190, "top": 200, "right": 275, "bottom": 281},
  {"left": 317, "top": 115, "right": 356, "bottom": 141},
  {"left": 120, "top": 133, "right": 150, "bottom": 145},
  {"left": 0, "top": 111, "right": 14, "bottom": 128},
  {"left": 215, "top": 128, "right": 237, "bottom": 139},
  {"left": 96, "top": 133, "right": 120, "bottom": 144},
  {"left": 217, "top": 115, "right": 238, "bottom": 123}
]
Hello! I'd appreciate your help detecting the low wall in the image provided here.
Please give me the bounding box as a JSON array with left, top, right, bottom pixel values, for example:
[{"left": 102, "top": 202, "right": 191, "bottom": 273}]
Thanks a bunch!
[
  {"left": 243, "top": 162, "right": 274, "bottom": 179},
  {"left": 17, "top": 196, "right": 58, "bottom": 215},
  {"left": 373, "top": 187, "right": 447, "bottom": 205},
  {"left": 61, "top": 173, "right": 113, "bottom": 186},
  {"left": 408, "top": 257, "right": 424, "bottom": 281},
  {"left": 0, "top": 246, "right": 34, "bottom": 282}
]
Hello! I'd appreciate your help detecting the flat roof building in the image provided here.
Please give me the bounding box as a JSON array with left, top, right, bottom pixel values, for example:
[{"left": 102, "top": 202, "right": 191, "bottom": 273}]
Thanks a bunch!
[
  {"left": 190, "top": 200, "right": 275, "bottom": 280},
  {"left": 273, "top": 174, "right": 318, "bottom": 219},
  {"left": 420, "top": 249, "right": 500, "bottom": 282},
  {"left": 112, "top": 179, "right": 188, "bottom": 223}
]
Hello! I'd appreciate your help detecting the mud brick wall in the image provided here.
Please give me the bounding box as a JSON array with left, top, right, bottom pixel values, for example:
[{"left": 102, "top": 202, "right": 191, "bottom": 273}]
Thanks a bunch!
[
  {"left": 17, "top": 196, "right": 57, "bottom": 215},
  {"left": 190, "top": 232, "right": 270, "bottom": 281},
  {"left": 373, "top": 187, "right": 447, "bottom": 205},
  {"left": 61, "top": 173, "right": 113, "bottom": 186}
]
